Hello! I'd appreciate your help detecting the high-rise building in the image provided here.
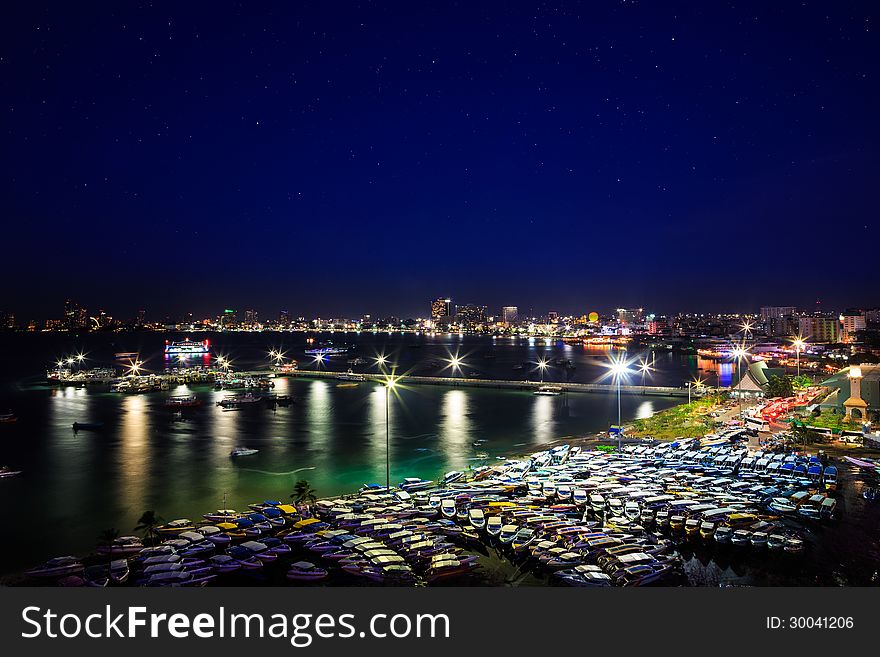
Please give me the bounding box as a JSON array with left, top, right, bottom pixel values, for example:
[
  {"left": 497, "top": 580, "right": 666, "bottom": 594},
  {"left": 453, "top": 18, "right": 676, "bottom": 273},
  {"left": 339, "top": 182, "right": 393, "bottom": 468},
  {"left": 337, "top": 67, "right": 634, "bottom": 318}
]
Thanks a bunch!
[
  {"left": 647, "top": 318, "right": 669, "bottom": 335},
  {"left": 456, "top": 304, "right": 487, "bottom": 329},
  {"left": 278, "top": 309, "right": 290, "bottom": 327},
  {"left": 135, "top": 309, "right": 147, "bottom": 327},
  {"left": 431, "top": 298, "right": 453, "bottom": 320},
  {"left": 244, "top": 309, "right": 259, "bottom": 328},
  {"left": 840, "top": 312, "right": 866, "bottom": 341},
  {"left": 760, "top": 306, "right": 797, "bottom": 320},
  {"left": 617, "top": 308, "right": 644, "bottom": 325},
  {"left": 502, "top": 306, "right": 519, "bottom": 326},
  {"left": 798, "top": 316, "right": 839, "bottom": 344},
  {"left": 220, "top": 309, "right": 237, "bottom": 329},
  {"left": 63, "top": 299, "right": 88, "bottom": 330}
]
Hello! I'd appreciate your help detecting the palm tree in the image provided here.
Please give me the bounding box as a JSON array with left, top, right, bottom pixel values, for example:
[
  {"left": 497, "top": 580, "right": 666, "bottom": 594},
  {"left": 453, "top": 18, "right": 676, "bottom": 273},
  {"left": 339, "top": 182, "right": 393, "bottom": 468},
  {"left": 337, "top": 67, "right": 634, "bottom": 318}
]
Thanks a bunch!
[
  {"left": 290, "top": 479, "right": 317, "bottom": 514},
  {"left": 134, "top": 510, "right": 162, "bottom": 545},
  {"left": 98, "top": 528, "right": 120, "bottom": 581}
]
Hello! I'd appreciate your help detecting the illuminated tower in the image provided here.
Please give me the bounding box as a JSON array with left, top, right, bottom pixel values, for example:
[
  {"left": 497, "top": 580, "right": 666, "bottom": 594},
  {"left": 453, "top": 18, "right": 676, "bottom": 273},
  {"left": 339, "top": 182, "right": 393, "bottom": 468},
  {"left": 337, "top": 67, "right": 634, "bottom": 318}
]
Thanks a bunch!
[{"left": 843, "top": 365, "right": 868, "bottom": 419}]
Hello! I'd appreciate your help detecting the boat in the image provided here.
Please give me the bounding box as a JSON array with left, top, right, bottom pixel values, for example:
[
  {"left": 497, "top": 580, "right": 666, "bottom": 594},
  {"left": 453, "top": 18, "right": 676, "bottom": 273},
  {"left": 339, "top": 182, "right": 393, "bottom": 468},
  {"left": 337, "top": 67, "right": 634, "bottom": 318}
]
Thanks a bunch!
[
  {"left": 25, "top": 556, "right": 84, "bottom": 578},
  {"left": 0, "top": 466, "right": 22, "bottom": 478},
  {"left": 72, "top": 421, "right": 104, "bottom": 431},
  {"left": 534, "top": 386, "right": 562, "bottom": 396},
  {"left": 230, "top": 447, "right": 259, "bottom": 457},
  {"left": 305, "top": 344, "right": 349, "bottom": 356},
  {"left": 336, "top": 370, "right": 365, "bottom": 382},
  {"left": 287, "top": 561, "right": 329, "bottom": 581},
  {"left": 0, "top": 412, "right": 17, "bottom": 423},
  {"left": 165, "top": 395, "right": 201, "bottom": 408},
  {"left": 217, "top": 393, "right": 263, "bottom": 408},
  {"left": 165, "top": 338, "right": 210, "bottom": 355},
  {"left": 399, "top": 477, "right": 434, "bottom": 492},
  {"left": 767, "top": 497, "right": 797, "bottom": 514},
  {"left": 468, "top": 508, "right": 486, "bottom": 530},
  {"left": 97, "top": 535, "right": 144, "bottom": 556}
]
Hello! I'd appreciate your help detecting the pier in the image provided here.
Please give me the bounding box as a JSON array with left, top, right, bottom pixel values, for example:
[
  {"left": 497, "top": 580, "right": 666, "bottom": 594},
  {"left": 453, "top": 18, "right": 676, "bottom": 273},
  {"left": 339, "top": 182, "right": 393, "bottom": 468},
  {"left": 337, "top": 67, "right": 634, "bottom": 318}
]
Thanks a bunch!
[{"left": 284, "top": 369, "right": 693, "bottom": 397}]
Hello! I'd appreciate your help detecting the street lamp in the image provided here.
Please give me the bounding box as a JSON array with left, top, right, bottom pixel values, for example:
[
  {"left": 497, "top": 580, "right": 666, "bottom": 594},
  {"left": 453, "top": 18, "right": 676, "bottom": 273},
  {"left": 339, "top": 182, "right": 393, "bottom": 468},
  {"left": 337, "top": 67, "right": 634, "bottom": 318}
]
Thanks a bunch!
[
  {"left": 536, "top": 358, "right": 549, "bottom": 383},
  {"left": 637, "top": 356, "right": 652, "bottom": 394},
  {"left": 792, "top": 336, "right": 806, "bottom": 377},
  {"left": 445, "top": 351, "right": 465, "bottom": 377},
  {"left": 732, "top": 345, "right": 749, "bottom": 415},
  {"left": 383, "top": 375, "right": 399, "bottom": 492},
  {"left": 607, "top": 355, "right": 631, "bottom": 451}
]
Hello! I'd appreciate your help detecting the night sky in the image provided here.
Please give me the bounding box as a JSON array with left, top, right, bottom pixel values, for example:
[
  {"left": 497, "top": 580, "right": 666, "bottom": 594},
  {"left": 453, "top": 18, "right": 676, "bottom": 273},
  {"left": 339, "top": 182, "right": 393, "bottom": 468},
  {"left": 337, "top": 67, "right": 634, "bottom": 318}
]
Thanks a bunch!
[{"left": 2, "top": 2, "right": 878, "bottom": 321}]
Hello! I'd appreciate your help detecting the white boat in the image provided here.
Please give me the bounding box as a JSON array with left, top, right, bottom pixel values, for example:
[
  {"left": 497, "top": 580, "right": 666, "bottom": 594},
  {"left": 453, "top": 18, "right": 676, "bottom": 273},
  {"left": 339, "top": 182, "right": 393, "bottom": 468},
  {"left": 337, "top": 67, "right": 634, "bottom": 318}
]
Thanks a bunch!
[
  {"left": 486, "top": 516, "right": 503, "bottom": 537},
  {"left": 534, "top": 386, "right": 562, "bottom": 396},
  {"left": 468, "top": 508, "right": 486, "bottom": 530},
  {"left": 230, "top": 447, "right": 259, "bottom": 457}
]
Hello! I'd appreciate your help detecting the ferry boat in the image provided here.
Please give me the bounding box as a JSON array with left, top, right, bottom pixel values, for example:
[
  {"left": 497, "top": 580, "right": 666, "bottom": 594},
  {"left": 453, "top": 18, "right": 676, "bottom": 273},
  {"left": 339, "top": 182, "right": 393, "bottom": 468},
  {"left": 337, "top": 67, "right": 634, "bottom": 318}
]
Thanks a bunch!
[
  {"left": 305, "top": 344, "right": 349, "bottom": 356},
  {"left": 336, "top": 369, "right": 365, "bottom": 382},
  {"left": 165, "top": 338, "right": 210, "bottom": 355},
  {"left": 534, "top": 385, "right": 562, "bottom": 396}
]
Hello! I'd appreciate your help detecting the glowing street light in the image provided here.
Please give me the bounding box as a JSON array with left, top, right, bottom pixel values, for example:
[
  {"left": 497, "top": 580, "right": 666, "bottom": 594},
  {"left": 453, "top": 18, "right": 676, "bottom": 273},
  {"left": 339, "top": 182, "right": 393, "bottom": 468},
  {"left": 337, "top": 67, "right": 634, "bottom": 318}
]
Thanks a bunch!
[
  {"left": 792, "top": 336, "right": 806, "bottom": 377},
  {"left": 605, "top": 355, "right": 632, "bottom": 450},
  {"left": 445, "top": 351, "right": 465, "bottom": 377},
  {"left": 127, "top": 359, "right": 143, "bottom": 377},
  {"left": 637, "top": 356, "right": 653, "bottom": 394},
  {"left": 536, "top": 358, "right": 549, "bottom": 383},
  {"left": 731, "top": 345, "right": 749, "bottom": 415},
  {"left": 383, "top": 375, "right": 400, "bottom": 492}
]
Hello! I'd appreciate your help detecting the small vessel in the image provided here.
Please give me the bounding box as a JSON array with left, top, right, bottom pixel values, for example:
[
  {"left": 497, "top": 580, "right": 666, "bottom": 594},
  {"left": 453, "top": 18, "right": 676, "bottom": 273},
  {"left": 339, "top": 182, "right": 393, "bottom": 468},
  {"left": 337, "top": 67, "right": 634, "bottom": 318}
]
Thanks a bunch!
[
  {"left": 72, "top": 421, "right": 104, "bottom": 431},
  {"left": 305, "top": 342, "right": 349, "bottom": 356},
  {"left": 0, "top": 412, "right": 17, "bottom": 423},
  {"left": 286, "top": 561, "right": 329, "bottom": 581},
  {"left": 165, "top": 338, "right": 210, "bottom": 355},
  {"left": 336, "top": 369, "right": 365, "bottom": 382},
  {"left": 165, "top": 394, "right": 201, "bottom": 408},
  {"left": 217, "top": 393, "right": 263, "bottom": 408},
  {"left": 230, "top": 447, "right": 259, "bottom": 457},
  {"left": 0, "top": 466, "right": 22, "bottom": 478},
  {"left": 534, "top": 386, "right": 562, "bottom": 396},
  {"left": 25, "top": 556, "right": 84, "bottom": 578}
]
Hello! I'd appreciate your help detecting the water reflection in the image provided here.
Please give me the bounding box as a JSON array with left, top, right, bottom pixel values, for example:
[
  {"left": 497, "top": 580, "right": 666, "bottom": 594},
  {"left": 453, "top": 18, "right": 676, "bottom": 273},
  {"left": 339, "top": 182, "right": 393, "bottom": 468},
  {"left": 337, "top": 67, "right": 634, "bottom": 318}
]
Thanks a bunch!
[
  {"left": 633, "top": 399, "right": 658, "bottom": 420},
  {"left": 531, "top": 395, "right": 555, "bottom": 444},
  {"left": 438, "top": 390, "right": 471, "bottom": 467},
  {"left": 118, "top": 394, "right": 148, "bottom": 513}
]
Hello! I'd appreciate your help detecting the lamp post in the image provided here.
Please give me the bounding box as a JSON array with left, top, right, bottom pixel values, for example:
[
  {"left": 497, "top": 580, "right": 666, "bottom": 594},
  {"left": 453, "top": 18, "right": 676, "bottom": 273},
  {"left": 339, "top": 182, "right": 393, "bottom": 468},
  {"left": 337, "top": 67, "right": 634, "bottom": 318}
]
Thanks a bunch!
[
  {"left": 793, "top": 337, "right": 805, "bottom": 377},
  {"left": 638, "top": 357, "right": 652, "bottom": 395},
  {"left": 609, "top": 357, "right": 629, "bottom": 451},
  {"left": 732, "top": 346, "right": 747, "bottom": 416},
  {"left": 537, "top": 358, "right": 548, "bottom": 383},
  {"left": 384, "top": 376, "right": 397, "bottom": 492}
]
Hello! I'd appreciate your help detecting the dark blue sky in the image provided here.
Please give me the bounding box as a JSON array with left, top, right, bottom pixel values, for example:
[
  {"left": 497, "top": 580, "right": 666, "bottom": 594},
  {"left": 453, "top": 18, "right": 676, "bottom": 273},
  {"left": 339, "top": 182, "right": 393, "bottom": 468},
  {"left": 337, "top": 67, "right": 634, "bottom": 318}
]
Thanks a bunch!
[{"left": 1, "top": 1, "right": 877, "bottom": 321}]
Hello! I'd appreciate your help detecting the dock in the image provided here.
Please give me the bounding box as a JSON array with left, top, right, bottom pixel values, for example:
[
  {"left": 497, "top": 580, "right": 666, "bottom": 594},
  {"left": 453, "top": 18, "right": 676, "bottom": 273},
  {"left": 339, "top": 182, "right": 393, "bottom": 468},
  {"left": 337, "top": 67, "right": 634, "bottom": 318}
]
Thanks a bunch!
[{"left": 283, "top": 369, "right": 693, "bottom": 397}]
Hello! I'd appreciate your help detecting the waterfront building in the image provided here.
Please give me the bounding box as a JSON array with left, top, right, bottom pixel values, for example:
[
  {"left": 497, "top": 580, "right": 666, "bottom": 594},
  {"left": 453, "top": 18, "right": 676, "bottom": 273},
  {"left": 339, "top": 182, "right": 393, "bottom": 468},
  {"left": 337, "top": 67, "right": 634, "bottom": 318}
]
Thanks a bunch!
[
  {"left": 431, "top": 297, "right": 453, "bottom": 321},
  {"left": 219, "top": 308, "right": 238, "bottom": 330},
  {"left": 502, "top": 306, "right": 519, "bottom": 326},
  {"left": 456, "top": 304, "right": 487, "bottom": 330},
  {"left": 798, "top": 316, "right": 839, "bottom": 344}
]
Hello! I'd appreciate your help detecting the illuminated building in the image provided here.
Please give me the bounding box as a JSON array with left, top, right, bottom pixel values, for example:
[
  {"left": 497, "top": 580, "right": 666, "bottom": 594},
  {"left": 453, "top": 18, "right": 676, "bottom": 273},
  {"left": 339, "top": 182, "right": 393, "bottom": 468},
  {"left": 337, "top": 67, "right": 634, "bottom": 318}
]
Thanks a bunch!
[
  {"left": 431, "top": 298, "right": 453, "bottom": 321},
  {"left": 798, "top": 316, "right": 839, "bottom": 344},
  {"left": 502, "top": 306, "right": 519, "bottom": 326},
  {"left": 616, "top": 308, "right": 643, "bottom": 325}
]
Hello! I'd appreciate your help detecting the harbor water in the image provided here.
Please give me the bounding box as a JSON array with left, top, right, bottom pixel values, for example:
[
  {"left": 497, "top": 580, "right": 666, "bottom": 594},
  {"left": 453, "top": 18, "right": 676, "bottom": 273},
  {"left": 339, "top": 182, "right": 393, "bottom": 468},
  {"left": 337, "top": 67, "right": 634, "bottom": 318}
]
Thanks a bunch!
[{"left": 0, "top": 332, "right": 877, "bottom": 584}]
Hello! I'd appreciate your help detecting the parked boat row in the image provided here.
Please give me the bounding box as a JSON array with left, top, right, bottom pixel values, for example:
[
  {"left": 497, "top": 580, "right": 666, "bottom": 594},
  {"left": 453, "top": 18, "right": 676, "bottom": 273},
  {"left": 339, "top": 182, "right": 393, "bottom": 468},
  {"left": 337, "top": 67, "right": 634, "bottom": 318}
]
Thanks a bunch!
[{"left": 22, "top": 431, "right": 851, "bottom": 587}]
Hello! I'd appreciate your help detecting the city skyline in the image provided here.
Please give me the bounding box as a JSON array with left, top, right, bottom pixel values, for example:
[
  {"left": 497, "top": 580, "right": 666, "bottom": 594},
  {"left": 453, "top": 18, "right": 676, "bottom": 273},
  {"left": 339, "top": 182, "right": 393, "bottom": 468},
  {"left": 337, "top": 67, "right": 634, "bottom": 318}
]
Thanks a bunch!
[{"left": 1, "top": 3, "right": 878, "bottom": 318}]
